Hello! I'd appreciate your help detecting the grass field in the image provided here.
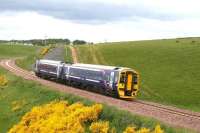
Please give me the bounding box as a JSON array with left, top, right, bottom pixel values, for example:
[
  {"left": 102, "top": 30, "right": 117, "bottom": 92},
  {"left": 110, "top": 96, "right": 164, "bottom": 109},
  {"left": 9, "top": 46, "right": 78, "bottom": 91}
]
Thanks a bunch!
[
  {"left": 0, "top": 44, "right": 193, "bottom": 132},
  {"left": 0, "top": 68, "right": 192, "bottom": 133},
  {"left": 0, "top": 43, "right": 40, "bottom": 70},
  {"left": 0, "top": 44, "right": 39, "bottom": 59},
  {"left": 75, "top": 38, "right": 200, "bottom": 112}
]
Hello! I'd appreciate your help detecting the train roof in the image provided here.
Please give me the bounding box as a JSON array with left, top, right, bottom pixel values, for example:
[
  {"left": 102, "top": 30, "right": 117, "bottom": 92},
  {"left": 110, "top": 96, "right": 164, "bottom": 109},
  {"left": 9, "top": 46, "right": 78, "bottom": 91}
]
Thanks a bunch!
[
  {"left": 38, "top": 59, "right": 64, "bottom": 65},
  {"left": 72, "top": 63, "right": 125, "bottom": 71}
]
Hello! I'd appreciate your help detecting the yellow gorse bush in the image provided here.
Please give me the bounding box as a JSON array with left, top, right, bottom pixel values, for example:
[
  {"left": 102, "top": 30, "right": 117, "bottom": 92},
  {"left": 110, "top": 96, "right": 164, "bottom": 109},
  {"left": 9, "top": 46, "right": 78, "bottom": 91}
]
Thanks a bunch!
[
  {"left": 8, "top": 101, "right": 103, "bottom": 133},
  {"left": 40, "top": 47, "right": 51, "bottom": 56},
  {"left": 89, "top": 121, "right": 109, "bottom": 133},
  {"left": 8, "top": 100, "right": 164, "bottom": 133},
  {"left": 154, "top": 125, "right": 164, "bottom": 133},
  {"left": 123, "top": 125, "right": 164, "bottom": 133},
  {"left": 123, "top": 126, "right": 136, "bottom": 133},
  {"left": 0, "top": 75, "right": 8, "bottom": 86}
]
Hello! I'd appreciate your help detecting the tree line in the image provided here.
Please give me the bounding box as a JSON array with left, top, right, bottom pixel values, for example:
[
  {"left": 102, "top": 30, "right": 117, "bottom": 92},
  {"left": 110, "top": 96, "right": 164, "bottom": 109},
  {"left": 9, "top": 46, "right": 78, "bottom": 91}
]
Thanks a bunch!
[{"left": 0, "top": 39, "right": 88, "bottom": 46}]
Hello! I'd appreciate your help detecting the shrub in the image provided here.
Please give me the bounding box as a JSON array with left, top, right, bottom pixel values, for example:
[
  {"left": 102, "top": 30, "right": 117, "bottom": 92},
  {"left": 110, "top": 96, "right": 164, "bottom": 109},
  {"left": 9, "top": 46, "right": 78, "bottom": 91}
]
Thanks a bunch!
[
  {"left": 0, "top": 75, "right": 8, "bottom": 86},
  {"left": 8, "top": 101, "right": 164, "bottom": 133},
  {"left": 90, "top": 121, "right": 109, "bottom": 133},
  {"left": 8, "top": 101, "right": 102, "bottom": 133},
  {"left": 40, "top": 47, "right": 49, "bottom": 56},
  {"left": 123, "top": 124, "right": 164, "bottom": 133}
]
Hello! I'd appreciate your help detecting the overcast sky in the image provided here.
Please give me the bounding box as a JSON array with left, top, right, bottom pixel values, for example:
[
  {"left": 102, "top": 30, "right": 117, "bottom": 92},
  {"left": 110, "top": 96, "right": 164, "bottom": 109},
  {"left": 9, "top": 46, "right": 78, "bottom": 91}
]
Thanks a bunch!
[{"left": 0, "top": 0, "right": 200, "bottom": 42}]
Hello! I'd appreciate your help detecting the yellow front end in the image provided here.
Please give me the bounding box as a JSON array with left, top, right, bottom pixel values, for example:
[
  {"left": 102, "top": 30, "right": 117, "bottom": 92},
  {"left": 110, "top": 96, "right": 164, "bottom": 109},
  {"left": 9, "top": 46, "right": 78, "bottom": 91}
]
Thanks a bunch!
[{"left": 117, "top": 69, "right": 139, "bottom": 99}]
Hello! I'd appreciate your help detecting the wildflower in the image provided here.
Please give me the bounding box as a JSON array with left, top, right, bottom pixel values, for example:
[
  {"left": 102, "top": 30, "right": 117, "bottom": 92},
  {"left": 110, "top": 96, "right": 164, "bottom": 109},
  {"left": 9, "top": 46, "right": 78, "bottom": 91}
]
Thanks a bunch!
[
  {"left": 0, "top": 75, "right": 8, "bottom": 86},
  {"left": 137, "top": 127, "right": 150, "bottom": 133},
  {"left": 153, "top": 124, "right": 164, "bottom": 133},
  {"left": 123, "top": 126, "right": 136, "bottom": 133},
  {"left": 90, "top": 121, "right": 109, "bottom": 133}
]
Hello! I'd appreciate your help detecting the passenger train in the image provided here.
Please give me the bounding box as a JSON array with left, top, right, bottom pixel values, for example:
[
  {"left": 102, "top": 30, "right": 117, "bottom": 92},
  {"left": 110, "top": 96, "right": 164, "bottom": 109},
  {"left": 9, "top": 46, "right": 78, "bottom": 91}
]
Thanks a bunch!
[{"left": 34, "top": 59, "right": 140, "bottom": 99}]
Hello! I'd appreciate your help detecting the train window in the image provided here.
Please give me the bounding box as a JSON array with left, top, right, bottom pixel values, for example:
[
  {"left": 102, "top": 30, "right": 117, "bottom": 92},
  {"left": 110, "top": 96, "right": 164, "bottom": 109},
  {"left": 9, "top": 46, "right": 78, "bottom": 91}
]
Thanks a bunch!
[
  {"left": 120, "top": 72, "right": 126, "bottom": 83},
  {"left": 114, "top": 72, "right": 119, "bottom": 83},
  {"left": 69, "top": 68, "right": 75, "bottom": 76},
  {"left": 110, "top": 72, "right": 114, "bottom": 83},
  {"left": 103, "top": 72, "right": 110, "bottom": 81},
  {"left": 38, "top": 64, "right": 57, "bottom": 72},
  {"left": 74, "top": 68, "right": 83, "bottom": 77},
  {"left": 133, "top": 75, "right": 137, "bottom": 84},
  {"left": 83, "top": 70, "right": 103, "bottom": 81}
]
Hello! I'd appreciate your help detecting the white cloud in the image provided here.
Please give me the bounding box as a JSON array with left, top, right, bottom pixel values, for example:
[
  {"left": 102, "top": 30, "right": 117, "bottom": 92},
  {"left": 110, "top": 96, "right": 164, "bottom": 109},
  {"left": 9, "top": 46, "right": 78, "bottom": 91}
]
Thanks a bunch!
[{"left": 0, "top": 0, "right": 200, "bottom": 42}]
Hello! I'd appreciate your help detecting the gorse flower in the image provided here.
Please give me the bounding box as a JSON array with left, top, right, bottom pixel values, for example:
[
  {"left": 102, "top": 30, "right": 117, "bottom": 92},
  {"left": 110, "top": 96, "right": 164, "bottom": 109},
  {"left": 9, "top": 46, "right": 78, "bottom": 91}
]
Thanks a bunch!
[
  {"left": 154, "top": 124, "right": 164, "bottom": 133},
  {"left": 0, "top": 75, "right": 8, "bottom": 86},
  {"left": 123, "top": 125, "right": 164, "bottom": 133},
  {"left": 89, "top": 121, "right": 109, "bottom": 133},
  {"left": 123, "top": 126, "right": 136, "bottom": 133},
  {"left": 137, "top": 128, "right": 150, "bottom": 133},
  {"left": 8, "top": 101, "right": 164, "bottom": 133},
  {"left": 40, "top": 47, "right": 50, "bottom": 56},
  {"left": 8, "top": 101, "right": 102, "bottom": 133}
]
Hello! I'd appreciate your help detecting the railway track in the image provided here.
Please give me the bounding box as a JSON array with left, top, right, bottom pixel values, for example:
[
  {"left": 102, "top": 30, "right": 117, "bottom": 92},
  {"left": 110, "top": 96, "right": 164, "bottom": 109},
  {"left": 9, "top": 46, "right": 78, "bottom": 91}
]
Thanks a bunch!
[{"left": 0, "top": 59, "right": 200, "bottom": 132}]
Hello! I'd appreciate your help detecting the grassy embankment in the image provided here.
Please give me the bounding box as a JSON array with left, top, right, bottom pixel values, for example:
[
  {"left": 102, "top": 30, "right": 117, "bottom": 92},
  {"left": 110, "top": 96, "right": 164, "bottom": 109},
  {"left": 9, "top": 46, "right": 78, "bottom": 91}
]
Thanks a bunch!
[
  {"left": 0, "top": 44, "right": 39, "bottom": 60},
  {"left": 0, "top": 44, "right": 193, "bottom": 132},
  {"left": 0, "top": 68, "right": 192, "bottom": 133},
  {"left": 75, "top": 38, "right": 200, "bottom": 112},
  {"left": 0, "top": 44, "right": 40, "bottom": 70}
]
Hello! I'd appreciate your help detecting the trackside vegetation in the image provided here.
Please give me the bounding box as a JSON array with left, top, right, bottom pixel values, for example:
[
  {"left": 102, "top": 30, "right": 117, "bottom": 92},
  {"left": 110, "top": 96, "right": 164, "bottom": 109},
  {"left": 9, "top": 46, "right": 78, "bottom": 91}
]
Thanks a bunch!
[
  {"left": 8, "top": 100, "right": 164, "bottom": 133},
  {"left": 0, "top": 67, "right": 193, "bottom": 133},
  {"left": 65, "top": 45, "right": 73, "bottom": 63},
  {"left": 75, "top": 38, "right": 200, "bottom": 112}
]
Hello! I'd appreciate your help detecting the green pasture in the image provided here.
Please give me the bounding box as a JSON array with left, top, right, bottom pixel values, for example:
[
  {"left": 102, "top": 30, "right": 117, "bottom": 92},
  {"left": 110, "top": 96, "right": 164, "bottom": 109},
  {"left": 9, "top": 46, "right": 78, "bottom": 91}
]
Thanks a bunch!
[{"left": 75, "top": 38, "right": 200, "bottom": 112}]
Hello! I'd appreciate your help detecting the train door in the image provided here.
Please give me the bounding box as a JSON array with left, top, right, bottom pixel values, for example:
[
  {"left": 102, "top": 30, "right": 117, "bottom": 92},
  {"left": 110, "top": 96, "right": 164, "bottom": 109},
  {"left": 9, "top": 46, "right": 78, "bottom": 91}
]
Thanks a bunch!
[
  {"left": 126, "top": 72, "right": 133, "bottom": 91},
  {"left": 125, "top": 71, "right": 135, "bottom": 96},
  {"left": 118, "top": 72, "right": 126, "bottom": 96},
  {"left": 118, "top": 71, "right": 134, "bottom": 96}
]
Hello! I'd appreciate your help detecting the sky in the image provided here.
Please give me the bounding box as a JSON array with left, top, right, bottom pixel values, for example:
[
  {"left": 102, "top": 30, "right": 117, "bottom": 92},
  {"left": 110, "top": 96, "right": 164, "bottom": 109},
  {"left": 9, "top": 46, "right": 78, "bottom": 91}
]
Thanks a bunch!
[{"left": 0, "top": 0, "right": 200, "bottom": 42}]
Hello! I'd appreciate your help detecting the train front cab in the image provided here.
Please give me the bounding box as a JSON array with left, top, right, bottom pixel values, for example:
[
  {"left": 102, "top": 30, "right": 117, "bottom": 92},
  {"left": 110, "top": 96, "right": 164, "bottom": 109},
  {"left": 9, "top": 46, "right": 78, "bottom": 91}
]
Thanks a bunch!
[{"left": 117, "top": 69, "right": 139, "bottom": 99}]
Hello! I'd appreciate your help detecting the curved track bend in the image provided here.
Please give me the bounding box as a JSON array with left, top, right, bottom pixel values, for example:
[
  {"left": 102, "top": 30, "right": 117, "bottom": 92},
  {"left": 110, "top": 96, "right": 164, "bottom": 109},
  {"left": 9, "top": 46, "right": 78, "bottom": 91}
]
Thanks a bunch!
[{"left": 0, "top": 59, "right": 200, "bottom": 132}]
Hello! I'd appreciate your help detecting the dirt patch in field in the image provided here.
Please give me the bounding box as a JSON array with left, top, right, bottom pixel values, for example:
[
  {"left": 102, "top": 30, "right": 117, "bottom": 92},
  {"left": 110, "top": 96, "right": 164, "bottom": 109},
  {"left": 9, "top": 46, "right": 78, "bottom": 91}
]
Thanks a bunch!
[{"left": 70, "top": 46, "right": 78, "bottom": 63}]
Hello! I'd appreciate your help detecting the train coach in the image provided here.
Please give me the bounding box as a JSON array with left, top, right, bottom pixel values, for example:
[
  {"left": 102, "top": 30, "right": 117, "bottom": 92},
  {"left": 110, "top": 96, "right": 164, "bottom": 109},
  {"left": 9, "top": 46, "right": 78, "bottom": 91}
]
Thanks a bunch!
[
  {"left": 34, "top": 59, "right": 65, "bottom": 79},
  {"left": 34, "top": 59, "right": 140, "bottom": 99}
]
